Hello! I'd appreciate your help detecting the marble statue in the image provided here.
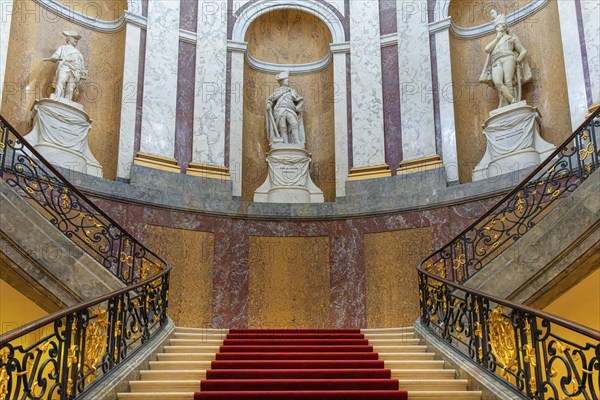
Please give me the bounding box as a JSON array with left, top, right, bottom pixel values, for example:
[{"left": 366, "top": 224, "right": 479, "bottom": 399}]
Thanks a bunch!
[
  {"left": 23, "top": 31, "right": 102, "bottom": 177},
  {"left": 44, "top": 31, "right": 88, "bottom": 102},
  {"left": 480, "top": 10, "right": 532, "bottom": 109},
  {"left": 254, "top": 71, "right": 323, "bottom": 203},
  {"left": 266, "top": 71, "right": 306, "bottom": 147}
]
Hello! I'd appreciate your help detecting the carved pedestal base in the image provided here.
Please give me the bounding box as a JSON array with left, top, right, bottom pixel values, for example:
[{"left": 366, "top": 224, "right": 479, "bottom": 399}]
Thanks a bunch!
[
  {"left": 254, "top": 145, "right": 324, "bottom": 204},
  {"left": 24, "top": 98, "right": 103, "bottom": 177},
  {"left": 473, "top": 102, "right": 555, "bottom": 181}
]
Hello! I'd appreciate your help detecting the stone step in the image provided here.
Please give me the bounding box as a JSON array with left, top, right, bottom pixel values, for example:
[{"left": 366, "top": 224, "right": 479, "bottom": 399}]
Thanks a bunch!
[
  {"left": 149, "top": 361, "right": 213, "bottom": 371},
  {"left": 362, "top": 327, "right": 414, "bottom": 333},
  {"left": 130, "top": 381, "right": 200, "bottom": 393},
  {"left": 364, "top": 333, "right": 415, "bottom": 339},
  {"left": 117, "top": 393, "right": 193, "bottom": 400},
  {"left": 164, "top": 346, "right": 221, "bottom": 353},
  {"left": 385, "top": 360, "right": 445, "bottom": 370},
  {"left": 374, "top": 346, "right": 428, "bottom": 353},
  {"left": 378, "top": 352, "right": 436, "bottom": 361},
  {"left": 391, "top": 369, "right": 456, "bottom": 380},
  {"left": 140, "top": 370, "right": 206, "bottom": 381},
  {"left": 157, "top": 353, "right": 217, "bottom": 362},
  {"left": 399, "top": 379, "right": 469, "bottom": 391},
  {"left": 407, "top": 391, "right": 482, "bottom": 399}
]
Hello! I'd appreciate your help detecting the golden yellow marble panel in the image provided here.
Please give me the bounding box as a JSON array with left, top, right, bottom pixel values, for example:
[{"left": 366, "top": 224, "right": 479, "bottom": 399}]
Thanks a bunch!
[
  {"left": 2, "top": 0, "right": 126, "bottom": 179},
  {"left": 242, "top": 64, "right": 336, "bottom": 201},
  {"left": 248, "top": 236, "right": 330, "bottom": 328},
  {"left": 144, "top": 226, "right": 214, "bottom": 328},
  {"left": 364, "top": 227, "right": 433, "bottom": 328},
  {"left": 246, "top": 9, "right": 333, "bottom": 64},
  {"left": 449, "top": 0, "right": 533, "bottom": 28},
  {"left": 55, "top": 0, "right": 128, "bottom": 21},
  {"left": 450, "top": 1, "right": 571, "bottom": 182}
]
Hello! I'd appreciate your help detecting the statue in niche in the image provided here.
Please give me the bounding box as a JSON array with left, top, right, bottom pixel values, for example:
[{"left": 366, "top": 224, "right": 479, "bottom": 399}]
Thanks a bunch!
[
  {"left": 44, "top": 31, "right": 88, "bottom": 103},
  {"left": 266, "top": 71, "right": 306, "bottom": 147},
  {"left": 479, "top": 10, "right": 532, "bottom": 109}
]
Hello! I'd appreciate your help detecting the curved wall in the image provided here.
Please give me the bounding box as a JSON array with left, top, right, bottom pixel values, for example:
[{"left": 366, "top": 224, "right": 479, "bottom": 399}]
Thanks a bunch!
[
  {"left": 1, "top": 0, "right": 126, "bottom": 180},
  {"left": 242, "top": 10, "right": 336, "bottom": 201},
  {"left": 54, "top": 0, "right": 128, "bottom": 21},
  {"left": 449, "top": 0, "right": 572, "bottom": 182}
]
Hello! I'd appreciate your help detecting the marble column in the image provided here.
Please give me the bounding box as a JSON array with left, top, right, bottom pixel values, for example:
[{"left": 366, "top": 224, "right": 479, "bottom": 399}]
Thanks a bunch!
[
  {"left": 228, "top": 43, "right": 246, "bottom": 197},
  {"left": 0, "top": 0, "right": 14, "bottom": 114},
  {"left": 332, "top": 48, "right": 349, "bottom": 197},
  {"left": 349, "top": 0, "right": 387, "bottom": 171},
  {"left": 117, "top": 22, "right": 142, "bottom": 180},
  {"left": 433, "top": 21, "right": 458, "bottom": 182},
  {"left": 557, "top": 0, "right": 589, "bottom": 129},
  {"left": 138, "top": 0, "right": 181, "bottom": 168},
  {"left": 191, "top": 0, "right": 228, "bottom": 172},
  {"left": 397, "top": 0, "right": 437, "bottom": 163},
  {"left": 581, "top": 0, "right": 599, "bottom": 105}
]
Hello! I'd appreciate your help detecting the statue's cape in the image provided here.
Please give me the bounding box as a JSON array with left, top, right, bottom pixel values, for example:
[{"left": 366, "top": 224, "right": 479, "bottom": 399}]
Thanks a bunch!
[
  {"left": 479, "top": 35, "right": 532, "bottom": 86},
  {"left": 266, "top": 89, "right": 305, "bottom": 145}
]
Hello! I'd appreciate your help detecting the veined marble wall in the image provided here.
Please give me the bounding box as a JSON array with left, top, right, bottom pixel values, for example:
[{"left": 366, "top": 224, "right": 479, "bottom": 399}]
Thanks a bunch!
[
  {"left": 449, "top": 0, "right": 572, "bottom": 183},
  {"left": 92, "top": 190, "right": 498, "bottom": 329},
  {"left": 1, "top": 0, "right": 126, "bottom": 179}
]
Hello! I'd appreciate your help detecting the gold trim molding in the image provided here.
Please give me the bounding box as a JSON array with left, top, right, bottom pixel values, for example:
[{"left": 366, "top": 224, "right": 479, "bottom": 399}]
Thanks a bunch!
[
  {"left": 186, "top": 163, "right": 231, "bottom": 180},
  {"left": 134, "top": 153, "right": 180, "bottom": 173},
  {"left": 397, "top": 155, "right": 444, "bottom": 175},
  {"left": 348, "top": 165, "right": 392, "bottom": 181},
  {"left": 588, "top": 103, "right": 600, "bottom": 118}
]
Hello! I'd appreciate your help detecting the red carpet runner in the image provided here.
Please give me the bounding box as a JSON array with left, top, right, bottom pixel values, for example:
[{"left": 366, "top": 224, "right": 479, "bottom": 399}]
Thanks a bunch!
[{"left": 194, "top": 329, "right": 408, "bottom": 400}]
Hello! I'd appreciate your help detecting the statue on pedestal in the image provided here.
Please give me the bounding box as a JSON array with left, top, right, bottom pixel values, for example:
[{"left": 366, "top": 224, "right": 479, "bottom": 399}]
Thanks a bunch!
[
  {"left": 23, "top": 31, "right": 102, "bottom": 177},
  {"left": 479, "top": 10, "right": 532, "bottom": 109},
  {"left": 254, "top": 71, "right": 323, "bottom": 203},
  {"left": 44, "top": 31, "right": 88, "bottom": 103},
  {"left": 473, "top": 11, "right": 555, "bottom": 181},
  {"left": 266, "top": 71, "right": 306, "bottom": 147}
]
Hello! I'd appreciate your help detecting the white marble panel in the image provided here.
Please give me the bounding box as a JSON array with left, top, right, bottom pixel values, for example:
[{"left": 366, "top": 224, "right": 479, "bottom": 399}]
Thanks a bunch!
[
  {"left": 557, "top": 0, "right": 588, "bottom": 129},
  {"left": 581, "top": 0, "right": 600, "bottom": 105},
  {"left": 116, "top": 24, "right": 141, "bottom": 179},
  {"left": 333, "top": 52, "right": 348, "bottom": 197},
  {"left": 0, "top": 0, "right": 14, "bottom": 113},
  {"left": 192, "top": 0, "right": 228, "bottom": 166},
  {"left": 435, "top": 26, "right": 458, "bottom": 182},
  {"left": 349, "top": 0, "right": 386, "bottom": 168},
  {"left": 140, "top": 0, "right": 180, "bottom": 158},
  {"left": 229, "top": 50, "right": 245, "bottom": 197},
  {"left": 397, "top": 0, "right": 437, "bottom": 161}
]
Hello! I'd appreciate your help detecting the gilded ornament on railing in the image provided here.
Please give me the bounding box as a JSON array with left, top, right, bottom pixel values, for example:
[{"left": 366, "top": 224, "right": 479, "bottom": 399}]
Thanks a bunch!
[
  {"left": 487, "top": 306, "right": 518, "bottom": 377},
  {"left": 83, "top": 307, "right": 109, "bottom": 384},
  {"left": 66, "top": 345, "right": 79, "bottom": 396},
  {"left": 0, "top": 366, "right": 8, "bottom": 400}
]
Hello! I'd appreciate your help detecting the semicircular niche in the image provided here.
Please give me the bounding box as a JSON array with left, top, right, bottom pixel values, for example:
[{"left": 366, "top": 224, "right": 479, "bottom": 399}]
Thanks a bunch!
[{"left": 242, "top": 9, "right": 336, "bottom": 202}]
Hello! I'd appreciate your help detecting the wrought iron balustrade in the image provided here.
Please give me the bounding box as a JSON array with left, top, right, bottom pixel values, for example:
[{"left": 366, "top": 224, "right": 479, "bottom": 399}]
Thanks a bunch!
[
  {"left": 0, "top": 116, "right": 165, "bottom": 285},
  {"left": 418, "top": 108, "right": 600, "bottom": 399},
  {"left": 0, "top": 115, "right": 171, "bottom": 399}
]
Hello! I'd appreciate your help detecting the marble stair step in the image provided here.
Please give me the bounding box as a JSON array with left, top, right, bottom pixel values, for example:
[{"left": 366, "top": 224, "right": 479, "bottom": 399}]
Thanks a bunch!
[
  {"left": 164, "top": 346, "right": 221, "bottom": 353},
  {"left": 157, "top": 353, "right": 217, "bottom": 362},
  {"left": 174, "top": 328, "right": 229, "bottom": 334},
  {"left": 373, "top": 346, "right": 427, "bottom": 353},
  {"left": 385, "top": 360, "right": 445, "bottom": 369},
  {"left": 362, "top": 328, "right": 414, "bottom": 333},
  {"left": 117, "top": 393, "right": 193, "bottom": 400},
  {"left": 170, "top": 339, "right": 228, "bottom": 346},
  {"left": 150, "top": 361, "right": 213, "bottom": 371},
  {"left": 130, "top": 380, "right": 200, "bottom": 393},
  {"left": 391, "top": 369, "right": 456, "bottom": 380},
  {"left": 407, "top": 391, "right": 482, "bottom": 399},
  {"left": 363, "top": 333, "right": 415, "bottom": 339},
  {"left": 367, "top": 339, "right": 421, "bottom": 345},
  {"left": 140, "top": 370, "right": 206, "bottom": 381},
  {"left": 398, "top": 379, "right": 468, "bottom": 391},
  {"left": 378, "top": 353, "right": 435, "bottom": 361}
]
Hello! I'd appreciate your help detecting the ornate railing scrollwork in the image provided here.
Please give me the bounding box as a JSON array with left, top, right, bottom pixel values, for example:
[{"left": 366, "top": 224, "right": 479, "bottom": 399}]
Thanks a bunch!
[
  {"left": 419, "top": 108, "right": 600, "bottom": 399},
  {"left": 0, "top": 115, "right": 171, "bottom": 399}
]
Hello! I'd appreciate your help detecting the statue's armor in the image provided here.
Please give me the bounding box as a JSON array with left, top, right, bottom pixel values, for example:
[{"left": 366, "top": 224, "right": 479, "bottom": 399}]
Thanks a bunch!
[
  {"left": 271, "top": 87, "right": 298, "bottom": 119},
  {"left": 491, "top": 35, "right": 517, "bottom": 63},
  {"left": 53, "top": 45, "right": 85, "bottom": 80}
]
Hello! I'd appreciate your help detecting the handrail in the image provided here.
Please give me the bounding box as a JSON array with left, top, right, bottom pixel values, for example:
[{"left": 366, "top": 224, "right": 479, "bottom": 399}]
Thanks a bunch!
[
  {"left": 417, "top": 109, "right": 600, "bottom": 399},
  {"left": 0, "top": 115, "right": 165, "bottom": 285},
  {"left": 0, "top": 115, "right": 171, "bottom": 399}
]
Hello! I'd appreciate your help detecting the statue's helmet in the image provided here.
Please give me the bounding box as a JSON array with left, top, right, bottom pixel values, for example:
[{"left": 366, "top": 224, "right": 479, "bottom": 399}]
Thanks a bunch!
[
  {"left": 276, "top": 71, "right": 290, "bottom": 82},
  {"left": 63, "top": 31, "right": 82, "bottom": 40},
  {"left": 491, "top": 10, "right": 507, "bottom": 28}
]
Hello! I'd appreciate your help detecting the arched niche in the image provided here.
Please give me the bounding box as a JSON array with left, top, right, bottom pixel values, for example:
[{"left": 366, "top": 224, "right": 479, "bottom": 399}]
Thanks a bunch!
[
  {"left": 446, "top": 0, "right": 572, "bottom": 182},
  {"left": 241, "top": 9, "right": 336, "bottom": 202}
]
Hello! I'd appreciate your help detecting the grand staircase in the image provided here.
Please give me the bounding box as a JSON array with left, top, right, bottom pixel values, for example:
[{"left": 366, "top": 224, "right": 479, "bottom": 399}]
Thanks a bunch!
[{"left": 117, "top": 327, "right": 482, "bottom": 399}]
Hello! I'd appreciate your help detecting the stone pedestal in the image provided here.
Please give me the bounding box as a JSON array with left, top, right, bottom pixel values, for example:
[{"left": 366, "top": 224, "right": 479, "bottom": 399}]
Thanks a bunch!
[
  {"left": 24, "top": 99, "right": 103, "bottom": 177},
  {"left": 473, "top": 102, "right": 555, "bottom": 181},
  {"left": 254, "top": 145, "right": 324, "bottom": 204}
]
